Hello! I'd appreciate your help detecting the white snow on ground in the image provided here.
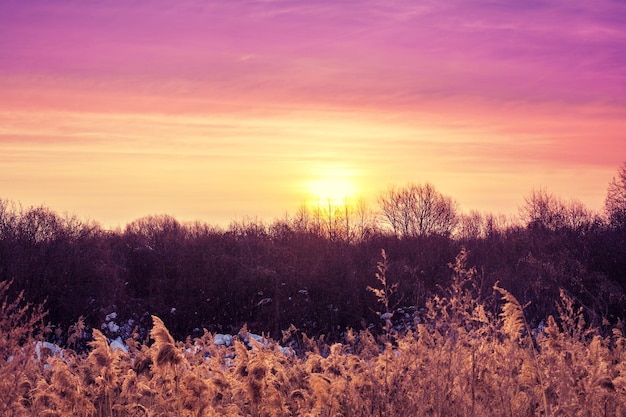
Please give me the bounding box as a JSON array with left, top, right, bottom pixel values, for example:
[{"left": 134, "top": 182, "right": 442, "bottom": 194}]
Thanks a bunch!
[
  {"left": 238, "top": 331, "right": 294, "bottom": 355},
  {"left": 213, "top": 333, "right": 234, "bottom": 346},
  {"left": 26, "top": 313, "right": 292, "bottom": 365},
  {"left": 109, "top": 336, "right": 129, "bottom": 353},
  {"left": 33, "top": 336, "right": 128, "bottom": 363},
  {"left": 35, "top": 341, "right": 65, "bottom": 361},
  {"left": 102, "top": 311, "right": 120, "bottom": 334},
  {"left": 106, "top": 321, "right": 120, "bottom": 333}
]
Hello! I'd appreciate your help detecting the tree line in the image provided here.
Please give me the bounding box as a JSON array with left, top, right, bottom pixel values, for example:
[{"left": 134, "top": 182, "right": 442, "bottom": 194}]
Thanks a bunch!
[{"left": 1, "top": 163, "right": 625, "bottom": 344}]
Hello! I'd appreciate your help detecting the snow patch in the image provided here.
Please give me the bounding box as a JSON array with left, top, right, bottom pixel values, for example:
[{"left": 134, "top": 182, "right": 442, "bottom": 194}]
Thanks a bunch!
[
  {"left": 106, "top": 321, "right": 120, "bottom": 333},
  {"left": 213, "top": 333, "right": 233, "bottom": 347},
  {"left": 109, "top": 337, "right": 128, "bottom": 353},
  {"left": 35, "top": 341, "right": 65, "bottom": 361}
]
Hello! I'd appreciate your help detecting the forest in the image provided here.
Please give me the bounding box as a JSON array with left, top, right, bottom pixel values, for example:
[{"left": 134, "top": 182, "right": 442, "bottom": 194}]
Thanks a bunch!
[
  {"left": 1, "top": 163, "right": 625, "bottom": 345},
  {"left": 1, "top": 163, "right": 626, "bottom": 416}
]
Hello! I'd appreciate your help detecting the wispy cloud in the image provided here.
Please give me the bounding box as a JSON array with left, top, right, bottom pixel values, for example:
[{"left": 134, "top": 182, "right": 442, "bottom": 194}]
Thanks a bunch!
[
  {"left": 2, "top": 0, "right": 624, "bottom": 109},
  {"left": 0, "top": 0, "right": 624, "bottom": 224}
]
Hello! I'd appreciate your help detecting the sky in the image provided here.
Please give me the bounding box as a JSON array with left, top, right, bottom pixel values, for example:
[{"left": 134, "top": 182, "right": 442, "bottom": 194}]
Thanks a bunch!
[{"left": 1, "top": 0, "right": 625, "bottom": 228}]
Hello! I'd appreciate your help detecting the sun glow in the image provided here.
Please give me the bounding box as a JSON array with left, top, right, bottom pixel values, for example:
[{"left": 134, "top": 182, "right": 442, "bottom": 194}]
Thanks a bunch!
[{"left": 306, "top": 174, "right": 357, "bottom": 206}]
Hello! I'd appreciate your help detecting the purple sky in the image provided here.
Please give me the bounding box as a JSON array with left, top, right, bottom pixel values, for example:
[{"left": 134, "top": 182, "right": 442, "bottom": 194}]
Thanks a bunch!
[{"left": 1, "top": 0, "right": 625, "bottom": 226}]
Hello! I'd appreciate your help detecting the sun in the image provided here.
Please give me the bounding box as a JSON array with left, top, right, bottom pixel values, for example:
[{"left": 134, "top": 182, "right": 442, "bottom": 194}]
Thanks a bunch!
[{"left": 306, "top": 175, "right": 357, "bottom": 206}]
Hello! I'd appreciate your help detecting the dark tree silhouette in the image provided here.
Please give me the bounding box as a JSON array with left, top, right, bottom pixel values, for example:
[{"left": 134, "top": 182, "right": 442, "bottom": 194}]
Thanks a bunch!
[
  {"left": 1, "top": 178, "right": 626, "bottom": 345},
  {"left": 605, "top": 161, "right": 626, "bottom": 229},
  {"left": 520, "top": 188, "right": 594, "bottom": 232},
  {"left": 378, "top": 183, "right": 458, "bottom": 238}
]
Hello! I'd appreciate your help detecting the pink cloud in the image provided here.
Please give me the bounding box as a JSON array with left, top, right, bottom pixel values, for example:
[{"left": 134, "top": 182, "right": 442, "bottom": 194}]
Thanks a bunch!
[
  {"left": 2, "top": 0, "right": 624, "bottom": 111},
  {"left": 1, "top": 0, "right": 625, "bottom": 224}
]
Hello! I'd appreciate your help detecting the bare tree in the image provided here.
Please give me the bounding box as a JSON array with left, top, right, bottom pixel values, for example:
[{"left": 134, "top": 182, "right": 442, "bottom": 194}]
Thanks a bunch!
[
  {"left": 456, "top": 210, "right": 485, "bottom": 240},
  {"left": 0, "top": 199, "right": 18, "bottom": 240},
  {"left": 605, "top": 161, "right": 626, "bottom": 229},
  {"left": 563, "top": 198, "right": 595, "bottom": 232},
  {"left": 520, "top": 188, "right": 566, "bottom": 230},
  {"left": 520, "top": 188, "right": 594, "bottom": 232},
  {"left": 288, "top": 198, "right": 378, "bottom": 242},
  {"left": 354, "top": 197, "right": 379, "bottom": 241},
  {"left": 378, "top": 183, "right": 458, "bottom": 237}
]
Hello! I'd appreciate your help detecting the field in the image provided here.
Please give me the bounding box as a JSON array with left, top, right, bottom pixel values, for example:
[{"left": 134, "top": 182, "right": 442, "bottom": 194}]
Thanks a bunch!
[{"left": 2, "top": 258, "right": 625, "bottom": 417}]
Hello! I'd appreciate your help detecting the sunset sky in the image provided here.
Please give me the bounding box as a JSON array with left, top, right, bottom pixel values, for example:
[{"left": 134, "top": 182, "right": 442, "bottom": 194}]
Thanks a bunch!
[{"left": 1, "top": 0, "right": 625, "bottom": 228}]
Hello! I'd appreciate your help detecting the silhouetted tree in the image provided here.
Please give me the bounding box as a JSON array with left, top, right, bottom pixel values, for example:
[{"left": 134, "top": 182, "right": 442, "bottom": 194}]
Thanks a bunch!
[
  {"left": 520, "top": 188, "right": 566, "bottom": 231},
  {"left": 288, "top": 200, "right": 378, "bottom": 242},
  {"left": 562, "top": 199, "right": 596, "bottom": 232},
  {"left": 605, "top": 161, "right": 626, "bottom": 229},
  {"left": 124, "top": 215, "right": 185, "bottom": 319},
  {"left": 378, "top": 183, "right": 458, "bottom": 237},
  {"left": 456, "top": 210, "right": 486, "bottom": 240},
  {"left": 520, "top": 188, "right": 593, "bottom": 232}
]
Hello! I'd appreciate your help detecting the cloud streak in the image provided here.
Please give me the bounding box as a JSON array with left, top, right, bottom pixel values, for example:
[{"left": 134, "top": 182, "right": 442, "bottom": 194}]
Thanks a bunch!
[{"left": 0, "top": 0, "right": 625, "bottom": 225}]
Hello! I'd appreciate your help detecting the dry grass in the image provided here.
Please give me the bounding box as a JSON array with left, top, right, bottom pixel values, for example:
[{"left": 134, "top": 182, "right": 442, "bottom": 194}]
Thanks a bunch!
[{"left": 2, "top": 256, "right": 626, "bottom": 417}]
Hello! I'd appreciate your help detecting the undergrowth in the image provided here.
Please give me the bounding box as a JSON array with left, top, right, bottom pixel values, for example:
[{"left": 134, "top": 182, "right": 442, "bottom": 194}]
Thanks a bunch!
[{"left": 1, "top": 250, "right": 625, "bottom": 416}]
